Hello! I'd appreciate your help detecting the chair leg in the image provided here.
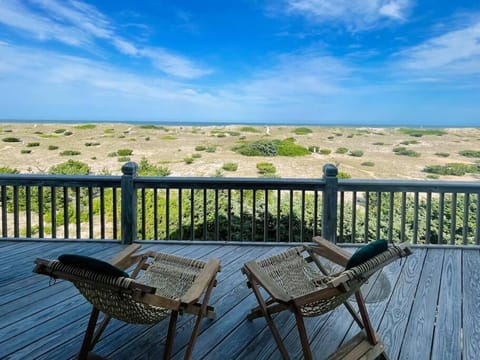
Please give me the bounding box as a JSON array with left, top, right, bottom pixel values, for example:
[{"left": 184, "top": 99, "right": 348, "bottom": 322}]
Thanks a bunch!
[
  {"left": 90, "top": 315, "right": 112, "bottom": 350},
  {"left": 184, "top": 277, "right": 217, "bottom": 360},
  {"left": 354, "top": 290, "right": 377, "bottom": 345},
  {"left": 249, "top": 277, "right": 290, "bottom": 360},
  {"left": 164, "top": 310, "right": 179, "bottom": 360},
  {"left": 78, "top": 306, "right": 100, "bottom": 360},
  {"left": 293, "top": 308, "right": 312, "bottom": 360}
]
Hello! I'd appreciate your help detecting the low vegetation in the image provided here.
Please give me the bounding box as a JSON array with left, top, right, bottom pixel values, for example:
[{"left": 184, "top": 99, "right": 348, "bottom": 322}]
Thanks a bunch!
[
  {"left": 27, "top": 142, "right": 40, "bottom": 147},
  {"left": 60, "top": 150, "right": 81, "bottom": 156},
  {"left": 240, "top": 126, "right": 260, "bottom": 133},
  {"left": 293, "top": 127, "right": 312, "bottom": 135},
  {"left": 234, "top": 138, "right": 309, "bottom": 157},
  {"left": 335, "top": 147, "right": 348, "bottom": 154},
  {"left": 423, "top": 163, "right": 480, "bottom": 176},
  {"left": 459, "top": 150, "right": 480, "bottom": 158},
  {"left": 399, "top": 128, "right": 446, "bottom": 137},
  {"left": 137, "top": 158, "right": 171, "bottom": 176},
  {"left": 222, "top": 162, "right": 238, "bottom": 172},
  {"left": 117, "top": 149, "right": 133, "bottom": 156},
  {"left": 393, "top": 147, "right": 421, "bottom": 157},
  {"left": 2, "top": 137, "right": 21, "bottom": 142},
  {"left": 349, "top": 150, "right": 364, "bottom": 157},
  {"left": 74, "top": 124, "right": 96, "bottom": 130},
  {"left": 256, "top": 162, "right": 276, "bottom": 175},
  {"left": 49, "top": 160, "right": 90, "bottom": 175}
]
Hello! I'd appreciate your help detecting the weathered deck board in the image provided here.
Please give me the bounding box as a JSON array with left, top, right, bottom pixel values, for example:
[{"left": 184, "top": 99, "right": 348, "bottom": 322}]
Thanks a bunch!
[{"left": 0, "top": 241, "right": 477, "bottom": 360}]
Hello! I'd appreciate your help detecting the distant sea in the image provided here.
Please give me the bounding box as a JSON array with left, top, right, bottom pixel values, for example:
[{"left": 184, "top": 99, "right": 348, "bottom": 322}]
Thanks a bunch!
[{"left": 0, "top": 118, "right": 477, "bottom": 128}]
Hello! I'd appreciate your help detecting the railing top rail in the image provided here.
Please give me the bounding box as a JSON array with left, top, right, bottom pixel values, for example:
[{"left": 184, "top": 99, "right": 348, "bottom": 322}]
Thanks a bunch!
[
  {"left": 0, "top": 173, "right": 120, "bottom": 187},
  {"left": 339, "top": 179, "right": 480, "bottom": 193},
  {"left": 134, "top": 176, "right": 327, "bottom": 190}
]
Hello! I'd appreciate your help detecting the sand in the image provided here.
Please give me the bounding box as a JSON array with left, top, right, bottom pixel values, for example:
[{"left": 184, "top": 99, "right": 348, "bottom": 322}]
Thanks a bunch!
[{"left": 1, "top": 123, "right": 479, "bottom": 180}]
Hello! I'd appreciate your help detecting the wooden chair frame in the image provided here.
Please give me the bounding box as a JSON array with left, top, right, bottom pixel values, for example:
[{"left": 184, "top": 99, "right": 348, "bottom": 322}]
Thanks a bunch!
[
  {"left": 242, "top": 237, "right": 412, "bottom": 360},
  {"left": 34, "top": 244, "right": 221, "bottom": 360}
]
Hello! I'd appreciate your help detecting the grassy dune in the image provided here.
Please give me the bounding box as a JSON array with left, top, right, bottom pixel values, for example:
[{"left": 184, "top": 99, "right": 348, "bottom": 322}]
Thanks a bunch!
[{"left": 1, "top": 123, "right": 480, "bottom": 180}]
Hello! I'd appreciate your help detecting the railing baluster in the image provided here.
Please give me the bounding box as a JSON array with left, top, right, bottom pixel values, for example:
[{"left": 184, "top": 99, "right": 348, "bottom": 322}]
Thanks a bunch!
[
  {"left": 252, "top": 189, "right": 256, "bottom": 241},
  {"left": 75, "top": 187, "right": 80, "bottom": 239},
  {"left": 166, "top": 188, "right": 170, "bottom": 240},
  {"left": 112, "top": 187, "right": 118, "bottom": 240},
  {"left": 38, "top": 186, "right": 44, "bottom": 238},
  {"left": 13, "top": 186, "right": 19, "bottom": 238},
  {"left": 264, "top": 190, "right": 268, "bottom": 242},
  {"left": 413, "top": 192, "right": 419, "bottom": 244},
  {"left": 289, "top": 190, "right": 293, "bottom": 242},
  {"left": 388, "top": 192, "right": 394, "bottom": 243},
  {"left": 1, "top": 185, "right": 6, "bottom": 237},
  {"left": 276, "top": 189, "right": 281, "bottom": 242},
  {"left": 26, "top": 186, "right": 31, "bottom": 238},
  {"left": 63, "top": 187, "right": 69, "bottom": 239},
  {"left": 227, "top": 189, "right": 232, "bottom": 241},
  {"left": 476, "top": 193, "right": 480, "bottom": 245},
  {"left": 179, "top": 188, "right": 183, "bottom": 240},
  {"left": 313, "top": 190, "right": 318, "bottom": 237},
  {"left": 190, "top": 189, "right": 194, "bottom": 240},
  {"left": 215, "top": 189, "right": 219, "bottom": 241},
  {"left": 364, "top": 191, "right": 369, "bottom": 243},
  {"left": 426, "top": 192, "right": 432, "bottom": 244},
  {"left": 375, "top": 192, "right": 381, "bottom": 240},
  {"left": 351, "top": 192, "right": 357, "bottom": 242},
  {"left": 88, "top": 187, "right": 93, "bottom": 239},
  {"left": 339, "top": 191, "right": 344, "bottom": 243},
  {"left": 153, "top": 188, "right": 158, "bottom": 239},
  {"left": 100, "top": 187, "right": 105, "bottom": 240},
  {"left": 240, "top": 189, "right": 244, "bottom": 241},
  {"left": 141, "top": 188, "right": 146, "bottom": 240},
  {"left": 51, "top": 186, "right": 56, "bottom": 239},
  {"left": 300, "top": 190, "right": 305, "bottom": 242},
  {"left": 438, "top": 192, "right": 444, "bottom": 244},
  {"left": 451, "top": 193, "right": 457, "bottom": 245},
  {"left": 400, "top": 192, "right": 406, "bottom": 243},
  {"left": 463, "top": 193, "right": 470, "bottom": 245},
  {"left": 202, "top": 189, "right": 207, "bottom": 241}
]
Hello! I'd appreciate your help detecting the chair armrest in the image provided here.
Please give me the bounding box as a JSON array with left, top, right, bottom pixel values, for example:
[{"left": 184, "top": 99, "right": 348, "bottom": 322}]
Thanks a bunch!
[
  {"left": 181, "top": 259, "right": 221, "bottom": 304},
  {"left": 311, "top": 236, "right": 351, "bottom": 267},
  {"left": 109, "top": 244, "right": 142, "bottom": 270},
  {"left": 243, "top": 261, "right": 292, "bottom": 303}
]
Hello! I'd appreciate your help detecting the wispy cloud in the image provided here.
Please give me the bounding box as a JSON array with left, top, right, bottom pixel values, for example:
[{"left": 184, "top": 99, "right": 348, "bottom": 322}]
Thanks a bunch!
[
  {"left": 283, "top": 0, "right": 413, "bottom": 31},
  {"left": 0, "top": 0, "right": 211, "bottom": 79},
  {"left": 396, "top": 20, "right": 480, "bottom": 79}
]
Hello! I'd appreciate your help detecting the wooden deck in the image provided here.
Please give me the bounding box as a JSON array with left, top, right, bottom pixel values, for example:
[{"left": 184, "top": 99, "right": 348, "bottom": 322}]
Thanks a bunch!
[{"left": 0, "top": 241, "right": 478, "bottom": 360}]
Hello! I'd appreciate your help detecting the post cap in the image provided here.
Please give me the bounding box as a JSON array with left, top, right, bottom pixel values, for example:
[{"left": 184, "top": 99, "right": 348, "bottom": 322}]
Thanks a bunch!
[
  {"left": 121, "top": 162, "right": 138, "bottom": 176},
  {"left": 323, "top": 163, "right": 338, "bottom": 178}
]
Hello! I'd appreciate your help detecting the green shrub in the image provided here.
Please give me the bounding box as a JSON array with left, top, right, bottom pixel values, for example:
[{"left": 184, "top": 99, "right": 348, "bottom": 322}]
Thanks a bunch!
[
  {"left": 373, "top": 142, "right": 385, "bottom": 145},
  {"left": 216, "top": 133, "right": 226, "bottom": 138},
  {"left": 206, "top": 146, "right": 216, "bottom": 153},
  {"left": 293, "top": 127, "right": 312, "bottom": 135},
  {"left": 227, "top": 131, "right": 240, "bottom": 136},
  {"left": 192, "top": 153, "right": 202, "bottom": 159},
  {"left": 256, "top": 162, "right": 276, "bottom": 175},
  {"left": 308, "top": 146, "right": 318, "bottom": 152},
  {"left": 338, "top": 171, "right": 351, "bottom": 179},
  {"left": 361, "top": 161, "right": 375, "bottom": 167},
  {"left": 104, "top": 128, "right": 115, "bottom": 134},
  {"left": 320, "top": 149, "right": 332, "bottom": 155},
  {"left": 459, "top": 150, "right": 480, "bottom": 158},
  {"left": 426, "top": 174, "right": 440, "bottom": 179},
  {"left": 117, "top": 149, "right": 133, "bottom": 156},
  {"left": 0, "top": 166, "right": 19, "bottom": 174},
  {"left": 195, "top": 145, "right": 206, "bottom": 151},
  {"left": 222, "top": 162, "right": 238, "bottom": 172},
  {"left": 234, "top": 139, "right": 309, "bottom": 157},
  {"left": 118, "top": 156, "right": 131, "bottom": 162},
  {"left": 184, "top": 157, "right": 194, "bottom": 164},
  {"left": 162, "top": 135, "right": 177, "bottom": 140},
  {"left": 40, "top": 134, "right": 57, "bottom": 138},
  {"left": 400, "top": 140, "right": 420, "bottom": 145},
  {"left": 139, "top": 125, "right": 160, "bottom": 130},
  {"left": 54, "top": 128, "right": 66, "bottom": 134},
  {"left": 74, "top": 124, "right": 96, "bottom": 130},
  {"left": 335, "top": 147, "right": 348, "bottom": 154},
  {"left": 240, "top": 126, "right": 260, "bottom": 133},
  {"left": 2, "top": 137, "right": 21, "bottom": 142},
  {"left": 48, "top": 145, "right": 59, "bottom": 150},
  {"left": 49, "top": 160, "right": 90, "bottom": 175},
  {"left": 27, "top": 142, "right": 40, "bottom": 147},
  {"left": 393, "top": 147, "right": 421, "bottom": 157},
  {"left": 423, "top": 163, "right": 479, "bottom": 176},
  {"left": 138, "top": 159, "right": 171, "bottom": 176},
  {"left": 399, "top": 128, "right": 446, "bottom": 137},
  {"left": 327, "top": 136, "right": 334, "bottom": 140},
  {"left": 85, "top": 142, "right": 100, "bottom": 147},
  {"left": 435, "top": 152, "right": 450, "bottom": 158},
  {"left": 64, "top": 131, "right": 73, "bottom": 136},
  {"left": 107, "top": 152, "right": 117, "bottom": 157},
  {"left": 349, "top": 150, "right": 364, "bottom": 157},
  {"left": 60, "top": 150, "right": 81, "bottom": 156},
  {"left": 21, "top": 149, "right": 31, "bottom": 154}
]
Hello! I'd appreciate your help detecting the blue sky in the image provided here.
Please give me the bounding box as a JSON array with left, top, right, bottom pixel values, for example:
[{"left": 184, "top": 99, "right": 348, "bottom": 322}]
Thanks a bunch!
[{"left": 0, "top": 0, "right": 479, "bottom": 126}]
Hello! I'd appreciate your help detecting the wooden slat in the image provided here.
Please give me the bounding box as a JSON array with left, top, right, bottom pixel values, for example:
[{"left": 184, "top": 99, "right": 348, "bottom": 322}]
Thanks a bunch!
[{"left": 462, "top": 249, "right": 480, "bottom": 360}]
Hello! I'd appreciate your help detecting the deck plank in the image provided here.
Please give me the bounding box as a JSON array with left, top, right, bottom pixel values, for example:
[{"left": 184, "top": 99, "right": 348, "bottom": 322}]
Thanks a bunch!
[
  {"left": 462, "top": 249, "right": 480, "bottom": 360},
  {"left": 430, "top": 248, "right": 462, "bottom": 360}
]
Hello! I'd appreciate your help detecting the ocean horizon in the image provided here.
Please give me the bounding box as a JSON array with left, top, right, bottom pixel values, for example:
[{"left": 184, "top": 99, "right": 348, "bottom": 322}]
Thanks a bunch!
[{"left": 1, "top": 118, "right": 478, "bottom": 129}]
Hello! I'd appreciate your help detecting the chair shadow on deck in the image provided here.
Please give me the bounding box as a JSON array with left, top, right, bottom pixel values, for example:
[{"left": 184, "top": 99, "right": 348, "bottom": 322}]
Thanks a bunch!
[
  {"left": 33, "top": 244, "right": 221, "bottom": 360},
  {"left": 242, "top": 237, "right": 412, "bottom": 360}
]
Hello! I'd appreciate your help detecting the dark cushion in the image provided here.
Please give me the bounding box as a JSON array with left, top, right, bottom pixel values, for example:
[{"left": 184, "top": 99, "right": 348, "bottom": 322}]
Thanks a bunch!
[
  {"left": 346, "top": 240, "right": 388, "bottom": 269},
  {"left": 58, "top": 254, "right": 129, "bottom": 278}
]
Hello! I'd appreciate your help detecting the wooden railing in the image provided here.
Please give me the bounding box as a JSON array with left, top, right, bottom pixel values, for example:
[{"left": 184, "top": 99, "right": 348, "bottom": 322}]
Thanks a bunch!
[{"left": 0, "top": 162, "right": 479, "bottom": 245}]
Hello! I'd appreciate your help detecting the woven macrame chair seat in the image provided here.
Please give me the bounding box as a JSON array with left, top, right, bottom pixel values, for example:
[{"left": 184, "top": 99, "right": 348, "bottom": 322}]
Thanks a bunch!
[
  {"left": 255, "top": 245, "right": 404, "bottom": 317},
  {"left": 48, "top": 252, "right": 207, "bottom": 325}
]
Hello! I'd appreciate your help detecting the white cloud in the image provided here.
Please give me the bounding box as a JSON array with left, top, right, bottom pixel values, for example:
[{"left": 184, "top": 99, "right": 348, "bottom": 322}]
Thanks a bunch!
[
  {"left": 397, "top": 21, "right": 480, "bottom": 78},
  {"left": 0, "top": 0, "right": 211, "bottom": 79},
  {"left": 284, "top": 0, "right": 412, "bottom": 30}
]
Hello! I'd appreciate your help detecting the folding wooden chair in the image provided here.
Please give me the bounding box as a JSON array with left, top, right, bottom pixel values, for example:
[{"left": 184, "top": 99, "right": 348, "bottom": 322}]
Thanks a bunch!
[
  {"left": 34, "top": 244, "right": 221, "bottom": 360},
  {"left": 242, "top": 237, "right": 412, "bottom": 360}
]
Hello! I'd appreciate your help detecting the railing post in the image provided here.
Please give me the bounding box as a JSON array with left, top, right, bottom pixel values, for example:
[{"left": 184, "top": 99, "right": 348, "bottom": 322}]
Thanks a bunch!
[
  {"left": 322, "top": 164, "right": 338, "bottom": 243},
  {"left": 121, "top": 162, "right": 138, "bottom": 245}
]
